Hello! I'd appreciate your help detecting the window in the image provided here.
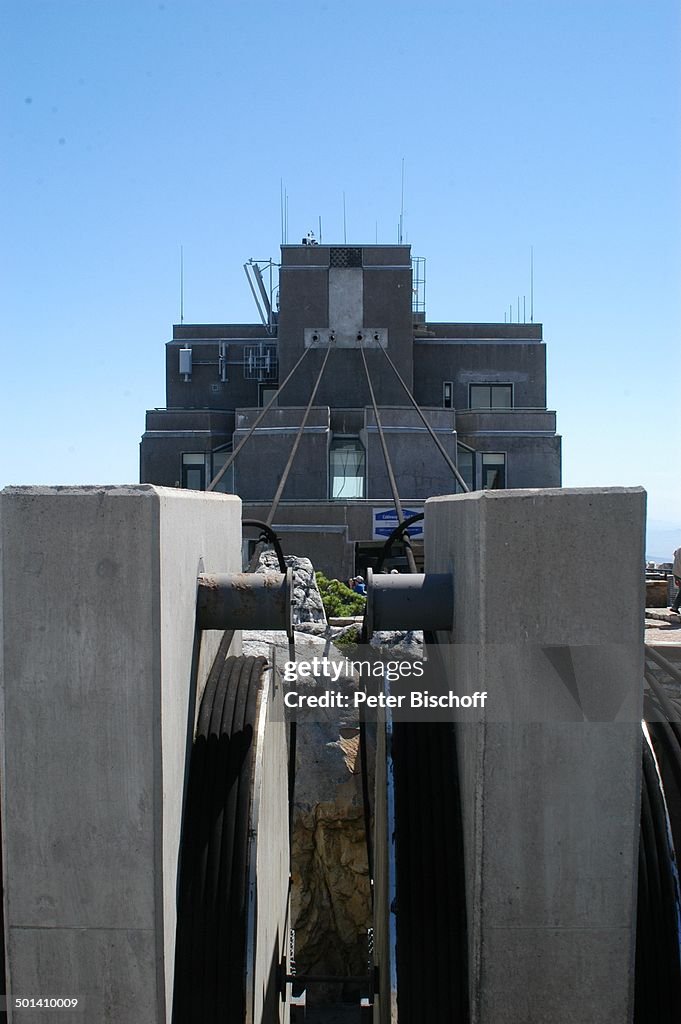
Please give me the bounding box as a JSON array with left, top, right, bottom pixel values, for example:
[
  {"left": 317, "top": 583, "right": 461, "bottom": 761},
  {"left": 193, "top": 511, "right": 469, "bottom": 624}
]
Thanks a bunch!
[
  {"left": 456, "top": 444, "right": 475, "bottom": 491},
  {"left": 260, "top": 386, "right": 278, "bottom": 407},
  {"left": 469, "top": 384, "right": 513, "bottom": 409},
  {"left": 181, "top": 453, "right": 206, "bottom": 491},
  {"left": 330, "top": 437, "right": 365, "bottom": 499},
  {"left": 481, "top": 453, "right": 506, "bottom": 489},
  {"left": 210, "top": 448, "right": 234, "bottom": 493},
  {"left": 443, "top": 381, "right": 454, "bottom": 408},
  {"left": 181, "top": 449, "right": 234, "bottom": 492}
]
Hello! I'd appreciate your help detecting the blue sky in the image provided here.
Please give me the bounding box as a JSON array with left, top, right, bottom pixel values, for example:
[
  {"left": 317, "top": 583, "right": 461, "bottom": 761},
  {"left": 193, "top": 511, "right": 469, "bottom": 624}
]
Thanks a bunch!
[{"left": 3, "top": 0, "right": 680, "bottom": 546}]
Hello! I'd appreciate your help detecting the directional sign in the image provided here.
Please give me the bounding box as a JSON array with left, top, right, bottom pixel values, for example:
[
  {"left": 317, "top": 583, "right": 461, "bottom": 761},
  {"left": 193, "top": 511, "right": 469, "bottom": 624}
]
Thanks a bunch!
[{"left": 372, "top": 507, "right": 424, "bottom": 541}]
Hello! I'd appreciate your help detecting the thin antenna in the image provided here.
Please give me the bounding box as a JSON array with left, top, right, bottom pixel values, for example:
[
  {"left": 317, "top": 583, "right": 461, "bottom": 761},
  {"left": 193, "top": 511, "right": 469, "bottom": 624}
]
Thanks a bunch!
[
  {"left": 280, "top": 180, "right": 284, "bottom": 245},
  {"left": 399, "top": 157, "right": 405, "bottom": 243},
  {"left": 343, "top": 192, "right": 347, "bottom": 243},
  {"left": 530, "top": 246, "right": 534, "bottom": 322},
  {"left": 504, "top": 310, "right": 507, "bottom": 323},
  {"left": 509, "top": 303, "right": 512, "bottom": 323},
  {"left": 285, "top": 189, "right": 289, "bottom": 244},
  {"left": 180, "top": 245, "right": 184, "bottom": 324},
  {"left": 319, "top": 215, "right": 322, "bottom": 243}
]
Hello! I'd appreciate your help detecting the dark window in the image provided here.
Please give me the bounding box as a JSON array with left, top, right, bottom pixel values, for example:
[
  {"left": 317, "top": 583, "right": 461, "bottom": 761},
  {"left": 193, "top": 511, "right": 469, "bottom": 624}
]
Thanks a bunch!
[
  {"left": 481, "top": 453, "right": 506, "bottom": 489},
  {"left": 181, "top": 453, "right": 206, "bottom": 491},
  {"left": 443, "top": 381, "right": 454, "bottom": 408},
  {"left": 456, "top": 445, "right": 475, "bottom": 491},
  {"left": 330, "top": 437, "right": 365, "bottom": 499},
  {"left": 469, "top": 384, "right": 513, "bottom": 409},
  {"left": 330, "top": 247, "right": 362, "bottom": 268},
  {"left": 210, "top": 448, "right": 234, "bottom": 493},
  {"left": 260, "top": 386, "right": 278, "bottom": 407}
]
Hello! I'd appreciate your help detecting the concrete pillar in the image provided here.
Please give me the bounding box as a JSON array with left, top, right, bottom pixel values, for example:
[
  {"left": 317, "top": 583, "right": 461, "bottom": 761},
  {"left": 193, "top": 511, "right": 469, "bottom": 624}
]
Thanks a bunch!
[
  {"left": 425, "top": 487, "right": 645, "bottom": 1024},
  {"left": 0, "top": 486, "right": 241, "bottom": 1022}
]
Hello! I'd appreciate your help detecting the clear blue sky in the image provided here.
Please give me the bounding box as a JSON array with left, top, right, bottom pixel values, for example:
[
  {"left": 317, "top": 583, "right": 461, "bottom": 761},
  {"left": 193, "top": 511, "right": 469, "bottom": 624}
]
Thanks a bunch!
[{"left": 3, "top": 0, "right": 680, "bottom": 537}]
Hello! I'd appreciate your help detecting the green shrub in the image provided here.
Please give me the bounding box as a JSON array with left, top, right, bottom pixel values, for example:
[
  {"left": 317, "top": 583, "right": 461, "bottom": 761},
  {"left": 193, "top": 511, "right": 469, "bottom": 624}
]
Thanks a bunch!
[
  {"left": 334, "top": 625, "right": 361, "bottom": 650},
  {"left": 315, "top": 571, "right": 366, "bottom": 618}
]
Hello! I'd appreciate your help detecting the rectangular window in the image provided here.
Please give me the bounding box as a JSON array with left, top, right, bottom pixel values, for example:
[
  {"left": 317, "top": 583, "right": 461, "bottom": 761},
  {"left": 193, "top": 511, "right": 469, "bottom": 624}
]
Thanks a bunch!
[
  {"left": 469, "top": 384, "right": 513, "bottom": 409},
  {"left": 210, "top": 450, "right": 234, "bottom": 493},
  {"left": 260, "top": 386, "right": 278, "bottom": 407},
  {"left": 330, "top": 438, "right": 365, "bottom": 499},
  {"left": 181, "top": 452, "right": 206, "bottom": 491},
  {"left": 456, "top": 445, "right": 475, "bottom": 491},
  {"left": 443, "top": 381, "right": 454, "bottom": 408},
  {"left": 481, "top": 453, "right": 506, "bottom": 490}
]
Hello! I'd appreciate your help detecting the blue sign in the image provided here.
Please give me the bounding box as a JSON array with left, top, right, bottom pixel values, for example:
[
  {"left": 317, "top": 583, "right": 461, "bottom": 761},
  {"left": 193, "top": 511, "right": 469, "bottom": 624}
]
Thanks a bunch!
[{"left": 372, "top": 507, "right": 424, "bottom": 541}]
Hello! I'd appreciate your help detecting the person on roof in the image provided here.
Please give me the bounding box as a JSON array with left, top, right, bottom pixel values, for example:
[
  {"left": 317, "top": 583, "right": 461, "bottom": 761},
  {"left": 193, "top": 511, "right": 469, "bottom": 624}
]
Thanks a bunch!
[{"left": 669, "top": 548, "right": 681, "bottom": 616}]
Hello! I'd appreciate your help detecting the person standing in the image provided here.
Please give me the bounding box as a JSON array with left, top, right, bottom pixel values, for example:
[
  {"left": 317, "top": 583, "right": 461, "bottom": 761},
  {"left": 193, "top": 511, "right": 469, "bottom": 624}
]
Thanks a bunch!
[{"left": 669, "top": 547, "right": 681, "bottom": 615}]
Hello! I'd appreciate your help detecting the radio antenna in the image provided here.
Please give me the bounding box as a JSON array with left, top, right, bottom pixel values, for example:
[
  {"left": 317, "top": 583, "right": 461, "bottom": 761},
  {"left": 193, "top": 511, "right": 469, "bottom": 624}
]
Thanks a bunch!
[
  {"left": 399, "top": 157, "right": 405, "bottom": 243},
  {"left": 180, "top": 245, "right": 184, "bottom": 324}
]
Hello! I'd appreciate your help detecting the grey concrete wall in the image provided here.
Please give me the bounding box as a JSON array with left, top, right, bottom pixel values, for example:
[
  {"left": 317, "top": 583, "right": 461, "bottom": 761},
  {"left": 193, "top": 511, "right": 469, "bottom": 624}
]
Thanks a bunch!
[
  {"left": 457, "top": 432, "right": 562, "bottom": 489},
  {"left": 278, "top": 246, "right": 412, "bottom": 407},
  {"left": 165, "top": 339, "right": 264, "bottom": 410},
  {"left": 424, "top": 487, "right": 645, "bottom": 1024},
  {"left": 413, "top": 339, "right": 547, "bottom": 409},
  {"left": 233, "top": 407, "right": 331, "bottom": 502},
  {"left": 363, "top": 407, "right": 459, "bottom": 500},
  {"left": 0, "top": 486, "right": 241, "bottom": 1022}
]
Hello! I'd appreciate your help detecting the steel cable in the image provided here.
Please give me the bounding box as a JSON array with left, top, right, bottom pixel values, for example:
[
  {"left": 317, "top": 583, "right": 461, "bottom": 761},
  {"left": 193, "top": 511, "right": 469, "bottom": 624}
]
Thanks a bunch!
[
  {"left": 376, "top": 340, "right": 470, "bottom": 492},
  {"left": 207, "top": 342, "right": 318, "bottom": 492}
]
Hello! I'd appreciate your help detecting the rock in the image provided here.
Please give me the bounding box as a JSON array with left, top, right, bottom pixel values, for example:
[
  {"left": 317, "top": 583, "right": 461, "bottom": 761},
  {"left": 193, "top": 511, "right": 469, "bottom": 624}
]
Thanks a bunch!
[
  {"left": 256, "top": 551, "right": 327, "bottom": 625},
  {"left": 242, "top": 627, "right": 373, "bottom": 1008}
]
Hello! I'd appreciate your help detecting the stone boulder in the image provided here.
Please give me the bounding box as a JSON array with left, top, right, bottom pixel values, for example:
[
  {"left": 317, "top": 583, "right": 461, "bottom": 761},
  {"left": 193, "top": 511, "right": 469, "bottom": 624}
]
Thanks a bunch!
[{"left": 256, "top": 551, "right": 327, "bottom": 625}]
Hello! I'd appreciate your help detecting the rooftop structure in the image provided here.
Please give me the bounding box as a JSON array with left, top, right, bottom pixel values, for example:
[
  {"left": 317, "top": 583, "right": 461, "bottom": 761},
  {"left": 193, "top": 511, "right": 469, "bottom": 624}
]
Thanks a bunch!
[{"left": 140, "top": 243, "right": 561, "bottom": 576}]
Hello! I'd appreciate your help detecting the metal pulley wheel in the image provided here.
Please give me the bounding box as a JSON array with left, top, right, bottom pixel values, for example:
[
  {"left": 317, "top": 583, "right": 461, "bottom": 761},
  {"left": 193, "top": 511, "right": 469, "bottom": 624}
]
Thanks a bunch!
[{"left": 173, "top": 654, "right": 290, "bottom": 1023}]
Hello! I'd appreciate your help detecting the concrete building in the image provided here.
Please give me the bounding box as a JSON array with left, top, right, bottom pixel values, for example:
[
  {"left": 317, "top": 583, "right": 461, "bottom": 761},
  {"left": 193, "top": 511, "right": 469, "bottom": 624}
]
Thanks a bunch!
[{"left": 140, "top": 243, "right": 561, "bottom": 577}]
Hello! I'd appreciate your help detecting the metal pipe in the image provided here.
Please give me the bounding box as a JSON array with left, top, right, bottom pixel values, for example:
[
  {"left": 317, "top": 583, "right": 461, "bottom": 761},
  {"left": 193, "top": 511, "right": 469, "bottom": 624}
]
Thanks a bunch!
[
  {"left": 365, "top": 569, "right": 454, "bottom": 634},
  {"left": 197, "top": 570, "right": 292, "bottom": 637}
]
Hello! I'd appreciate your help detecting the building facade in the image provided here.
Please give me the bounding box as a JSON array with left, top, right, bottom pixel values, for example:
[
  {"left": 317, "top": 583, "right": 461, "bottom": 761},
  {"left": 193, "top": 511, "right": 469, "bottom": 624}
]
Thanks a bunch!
[{"left": 140, "top": 243, "right": 561, "bottom": 577}]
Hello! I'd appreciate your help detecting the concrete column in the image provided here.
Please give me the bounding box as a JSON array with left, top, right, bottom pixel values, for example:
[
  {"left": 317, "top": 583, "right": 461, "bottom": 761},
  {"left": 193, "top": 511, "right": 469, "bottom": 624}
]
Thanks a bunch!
[
  {"left": 425, "top": 487, "right": 645, "bottom": 1024},
  {"left": 0, "top": 486, "right": 241, "bottom": 1022}
]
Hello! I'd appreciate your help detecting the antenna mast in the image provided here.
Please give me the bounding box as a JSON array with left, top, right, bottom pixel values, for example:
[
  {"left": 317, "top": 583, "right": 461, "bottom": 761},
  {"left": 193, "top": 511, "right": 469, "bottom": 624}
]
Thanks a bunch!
[
  {"left": 180, "top": 245, "right": 184, "bottom": 324},
  {"left": 399, "top": 157, "right": 405, "bottom": 244}
]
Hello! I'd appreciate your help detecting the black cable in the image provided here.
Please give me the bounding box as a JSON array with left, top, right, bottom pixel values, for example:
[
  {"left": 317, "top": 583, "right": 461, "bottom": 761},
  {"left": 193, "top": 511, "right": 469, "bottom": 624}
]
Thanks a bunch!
[
  {"left": 375, "top": 513, "right": 425, "bottom": 574},
  {"left": 242, "top": 519, "right": 287, "bottom": 573},
  {"left": 173, "top": 655, "right": 268, "bottom": 1023}
]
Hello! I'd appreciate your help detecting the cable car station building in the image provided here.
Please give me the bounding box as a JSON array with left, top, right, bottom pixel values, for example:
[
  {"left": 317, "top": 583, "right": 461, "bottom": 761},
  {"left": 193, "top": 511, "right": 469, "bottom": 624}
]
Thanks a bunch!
[{"left": 140, "top": 243, "right": 561, "bottom": 577}]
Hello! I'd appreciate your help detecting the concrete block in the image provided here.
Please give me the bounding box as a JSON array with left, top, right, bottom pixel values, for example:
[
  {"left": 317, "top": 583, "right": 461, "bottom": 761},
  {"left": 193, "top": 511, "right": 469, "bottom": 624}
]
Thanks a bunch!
[
  {"left": 0, "top": 485, "right": 241, "bottom": 1022},
  {"left": 425, "top": 487, "right": 645, "bottom": 1024}
]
